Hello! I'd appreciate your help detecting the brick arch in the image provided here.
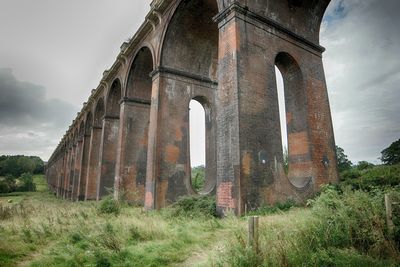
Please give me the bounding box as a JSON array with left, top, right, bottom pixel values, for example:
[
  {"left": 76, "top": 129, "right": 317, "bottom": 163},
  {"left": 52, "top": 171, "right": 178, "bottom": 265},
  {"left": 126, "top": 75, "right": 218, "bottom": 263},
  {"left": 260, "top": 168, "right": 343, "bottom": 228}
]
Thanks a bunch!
[
  {"left": 72, "top": 128, "right": 78, "bottom": 144},
  {"left": 275, "top": 52, "right": 312, "bottom": 189},
  {"left": 85, "top": 112, "right": 93, "bottom": 135},
  {"left": 105, "top": 79, "right": 122, "bottom": 118},
  {"left": 188, "top": 95, "right": 216, "bottom": 195},
  {"left": 93, "top": 98, "right": 105, "bottom": 128},
  {"left": 78, "top": 120, "right": 85, "bottom": 138},
  {"left": 160, "top": 0, "right": 219, "bottom": 81},
  {"left": 125, "top": 46, "right": 154, "bottom": 100}
]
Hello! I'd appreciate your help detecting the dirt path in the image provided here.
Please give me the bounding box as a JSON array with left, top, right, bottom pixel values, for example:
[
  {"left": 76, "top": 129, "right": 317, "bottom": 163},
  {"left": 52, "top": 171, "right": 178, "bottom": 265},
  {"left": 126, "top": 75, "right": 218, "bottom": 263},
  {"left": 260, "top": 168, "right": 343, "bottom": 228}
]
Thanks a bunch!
[{"left": 175, "top": 230, "right": 229, "bottom": 267}]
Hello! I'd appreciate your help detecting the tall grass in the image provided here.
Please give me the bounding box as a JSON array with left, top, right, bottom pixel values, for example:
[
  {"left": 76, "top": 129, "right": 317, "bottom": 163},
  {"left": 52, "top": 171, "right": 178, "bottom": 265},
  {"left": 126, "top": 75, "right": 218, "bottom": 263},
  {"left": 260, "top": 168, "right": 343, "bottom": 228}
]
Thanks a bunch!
[
  {"left": 217, "top": 186, "right": 400, "bottom": 266},
  {"left": 0, "top": 176, "right": 226, "bottom": 266}
]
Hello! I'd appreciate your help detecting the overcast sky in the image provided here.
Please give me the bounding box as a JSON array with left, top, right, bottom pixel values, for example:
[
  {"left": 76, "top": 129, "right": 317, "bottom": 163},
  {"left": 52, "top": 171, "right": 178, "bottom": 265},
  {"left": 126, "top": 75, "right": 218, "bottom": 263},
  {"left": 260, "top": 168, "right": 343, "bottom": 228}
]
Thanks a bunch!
[{"left": 0, "top": 0, "right": 399, "bottom": 166}]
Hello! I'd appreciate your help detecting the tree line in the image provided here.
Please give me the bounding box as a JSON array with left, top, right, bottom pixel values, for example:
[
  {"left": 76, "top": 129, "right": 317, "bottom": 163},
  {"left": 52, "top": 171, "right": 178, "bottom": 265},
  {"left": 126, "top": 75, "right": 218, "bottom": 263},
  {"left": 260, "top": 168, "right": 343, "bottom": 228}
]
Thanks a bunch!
[{"left": 0, "top": 155, "right": 44, "bottom": 194}]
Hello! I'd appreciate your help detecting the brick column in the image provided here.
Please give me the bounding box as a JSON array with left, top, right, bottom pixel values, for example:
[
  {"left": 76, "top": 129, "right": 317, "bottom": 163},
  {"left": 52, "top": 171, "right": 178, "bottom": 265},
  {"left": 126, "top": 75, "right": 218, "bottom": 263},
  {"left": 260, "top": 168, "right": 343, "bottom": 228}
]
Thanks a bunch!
[
  {"left": 72, "top": 139, "right": 83, "bottom": 201},
  {"left": 68, "top": 144, "right": 76, "bottom": 200},
  {"left": 303, "top": 56, "right": 339, "bottom": 188},
  {"left": 63, "top": 148, "right": 72, "bottom": 199},
  {"left": 77, "top": 134, "right": 91, "bottom": 200},
  {"left": 85, "top": 127, "right": 102, "bottom": 200},
  {"left": 96, "top": 116, "right": 120, "bottom": 200},
  {"left": 115, "top": 99, "right": 150, "bottom": 204}
]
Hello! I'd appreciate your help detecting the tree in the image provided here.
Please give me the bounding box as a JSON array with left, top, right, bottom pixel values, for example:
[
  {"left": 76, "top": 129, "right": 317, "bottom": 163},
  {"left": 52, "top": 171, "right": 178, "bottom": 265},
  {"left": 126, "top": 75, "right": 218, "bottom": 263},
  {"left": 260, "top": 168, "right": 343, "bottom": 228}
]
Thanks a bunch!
[
  {"left": 356, "top": 161, "right": 374, "bottom": 170},
  {"left": 336, "top": 146, "right": 352, "bottom": 172},
  {"left": 0, "top": 155, "right": 44, "bottom": 177},
  {"left": 381, "top": 138, "right": 400, "bottom": 165}
]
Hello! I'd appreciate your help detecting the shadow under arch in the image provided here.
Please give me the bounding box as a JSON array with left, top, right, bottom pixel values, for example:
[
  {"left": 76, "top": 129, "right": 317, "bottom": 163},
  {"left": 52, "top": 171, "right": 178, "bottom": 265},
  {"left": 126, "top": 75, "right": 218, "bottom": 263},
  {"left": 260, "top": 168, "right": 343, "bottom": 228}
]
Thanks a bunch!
[
  {"left": 106, "top": 79, "right": 122, "bottom": 118},
  {"left": 160, "top": 0, "right": 219, "bottom": 81}
]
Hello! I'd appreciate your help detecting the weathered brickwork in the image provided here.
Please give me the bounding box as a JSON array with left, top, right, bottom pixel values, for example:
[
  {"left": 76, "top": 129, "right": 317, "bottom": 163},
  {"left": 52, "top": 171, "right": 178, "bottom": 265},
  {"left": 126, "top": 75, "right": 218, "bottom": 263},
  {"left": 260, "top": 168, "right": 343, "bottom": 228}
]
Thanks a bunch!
[{"left": 45, "top": 0, "right": 338, "bottom": 216}]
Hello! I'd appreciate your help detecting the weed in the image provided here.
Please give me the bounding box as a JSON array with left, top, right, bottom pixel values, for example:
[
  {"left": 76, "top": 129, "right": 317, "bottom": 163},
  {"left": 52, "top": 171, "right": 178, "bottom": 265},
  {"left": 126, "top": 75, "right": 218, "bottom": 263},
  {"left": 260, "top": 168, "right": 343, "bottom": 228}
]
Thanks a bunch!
[
  {"left": 168, "top": 195, "right": 217, "bottom": 218},
  {"left": 97, "top": 196, "right": 120, "bottom": 215},
  {"left": 247, "top": 198, "right": 297, "bottom": 216}
]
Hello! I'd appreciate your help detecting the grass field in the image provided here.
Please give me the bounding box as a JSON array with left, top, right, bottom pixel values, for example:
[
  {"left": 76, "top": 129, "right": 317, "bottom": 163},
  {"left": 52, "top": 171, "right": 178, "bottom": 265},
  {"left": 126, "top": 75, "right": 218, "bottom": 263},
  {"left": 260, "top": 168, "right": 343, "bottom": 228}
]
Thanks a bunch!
[{"left": 1, "top": 175, "right": 399, "bottom": 266}]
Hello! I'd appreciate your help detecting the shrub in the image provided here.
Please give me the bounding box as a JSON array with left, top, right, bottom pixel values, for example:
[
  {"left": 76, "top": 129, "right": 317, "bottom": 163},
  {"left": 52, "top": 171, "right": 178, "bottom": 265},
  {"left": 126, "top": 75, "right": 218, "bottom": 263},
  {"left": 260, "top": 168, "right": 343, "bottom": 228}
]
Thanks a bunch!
[
  {"left": 18, "top": 173, "right": 36, "bottom": 192},
  {"left": 247, "top": 198, "right": 296, "bottom": 216},
  {"left": 0, "top": 179, "right": 11, "bottom": 193},
  {"left": 168, "top": 195, "right": 217, "bottom": 218},
  {"left": 191, "top": 166, "right": 205, "bottom": 192},
  {"left": 97, "top": 196, "right": 120, "bottom": 215},
  {"left": 97, "top": 223, "right": 121, "bottom": 252},
  {"left": 219, "top": 186, "right": 400, "bottom": 266},
  {"left": 342, "top": 164, "right": 400, "bottom": 190}
]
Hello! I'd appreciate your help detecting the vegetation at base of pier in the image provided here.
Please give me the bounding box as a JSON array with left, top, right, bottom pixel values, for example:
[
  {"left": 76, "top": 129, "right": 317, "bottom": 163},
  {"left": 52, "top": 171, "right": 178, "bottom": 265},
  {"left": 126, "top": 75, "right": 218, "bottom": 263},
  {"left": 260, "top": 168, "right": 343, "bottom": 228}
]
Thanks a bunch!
[
  {"left": 191, "top": 165, "right": 205, "bottom": 192},
  {"left": 218, "top": 184, "right": 400, "bottom": 267},
  {"left": 217, "top": 141, "right": 400, "bottom": 267},
  {"left": 1, "top": 169, "right": 400, "bottom": 267},
  {"left": 1, "top": 140, "right": 400, "bottom": 266}
]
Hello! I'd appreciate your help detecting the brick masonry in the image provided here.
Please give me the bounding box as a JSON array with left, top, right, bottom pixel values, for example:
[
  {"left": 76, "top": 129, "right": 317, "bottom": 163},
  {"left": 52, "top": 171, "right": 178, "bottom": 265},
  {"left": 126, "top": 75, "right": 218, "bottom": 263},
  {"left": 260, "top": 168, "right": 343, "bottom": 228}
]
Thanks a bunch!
[{"left": 45, "top": 0, "right": 338, "bottom": 216}]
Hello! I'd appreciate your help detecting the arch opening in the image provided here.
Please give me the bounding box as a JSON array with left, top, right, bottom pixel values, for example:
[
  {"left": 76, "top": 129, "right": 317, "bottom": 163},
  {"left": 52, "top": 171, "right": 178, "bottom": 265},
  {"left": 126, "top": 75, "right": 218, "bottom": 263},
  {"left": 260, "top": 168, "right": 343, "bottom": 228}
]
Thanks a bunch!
[
  {"left": 275, "top": 52, "right": 312, "bottom": 188},
  {"left": 275, "top": 66, "right": 288, "bottom": 174},
  {"left": 85, "top": 112, "right": 93, "bottom": 135},
  {"left": 78, "top": 121, "right": 85, "bottom": 138},
  {"left": 189, "top": 96, "right": 215, "bottom": 195},
  {"left": 106, "top": 80, "right": 122, "bottom": 118},
  {"left": 126, "top": 47, "right": 153, "bottom": 100},
  {"left": 161, "top": 0, "right": 219, "bottom": 81},
  {"left": 93, "top": 99, "right": 105, "bottom": 128}
]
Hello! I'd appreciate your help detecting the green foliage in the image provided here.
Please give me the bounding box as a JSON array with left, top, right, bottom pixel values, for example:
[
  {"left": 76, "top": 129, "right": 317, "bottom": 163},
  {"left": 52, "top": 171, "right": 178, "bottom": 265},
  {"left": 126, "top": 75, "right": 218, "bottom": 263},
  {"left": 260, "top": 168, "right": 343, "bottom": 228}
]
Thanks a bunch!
[
  {"left": 168, "top": 195, "right": 217, "bottom": 218},
  {"left": 19, "top": 173, "right": 36, "bottom": 192},
  {"left": 247, "top": 198, "right": 296, "bottom": 216},
  {"left": 0, "top": 173, "right": 36, "bottom": 193},
  {"left": 0, "top": 184, "right": 225, "bottom": 266},
  {"left": 336, "top": 145, "right": 353, "bottom": 172},
  {"left": 0, "top": 155, "right": 44, "bottom": 177},
  {"left": 97, "top": 196, "right": 120, "bottom": 215},
  {"left": 357, "top": 160, "right": 375, "bottom": 170},
  {"left": 341, "top": 164, "right": 400, "bottom": 190},
  {"left": 191, "top": 165, "right": 205, "bottom": 192},
  {"left": 381, "top": 138, "right": 400, "bottom": 165},
  {"left": 219, "top": 186, "right": 400, "bottom": 266}
]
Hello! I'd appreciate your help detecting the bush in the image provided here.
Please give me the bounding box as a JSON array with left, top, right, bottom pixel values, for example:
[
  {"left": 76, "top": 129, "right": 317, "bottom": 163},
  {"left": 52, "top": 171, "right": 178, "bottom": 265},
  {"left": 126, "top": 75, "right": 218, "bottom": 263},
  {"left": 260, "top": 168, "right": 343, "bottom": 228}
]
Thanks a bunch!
[
  {"left": 0, "top": 173, "right": 36, "bottom": 193},
  {"left": 219, "top": 186, "right": 400, "bottom": 266},
  {"left": 168, "top": 195, "right": 217, "bottom": 218},
  {"left": 0, "top": 179, "right": 11, "bottom": 193},
  {"left": 341, "top": 164, "right": 400, "bottom": 190},
  {"left": 247, "top": 198, "right": 296, "bottom": 216},
  {"left": 18, "top": 173, "right": 36, "bottom": 192},
  {"left": 97, "top": 196, "right": 120, "bottom": 215},
  {"left": 191, "top": 166, "right": 205, "bottom": 192}
]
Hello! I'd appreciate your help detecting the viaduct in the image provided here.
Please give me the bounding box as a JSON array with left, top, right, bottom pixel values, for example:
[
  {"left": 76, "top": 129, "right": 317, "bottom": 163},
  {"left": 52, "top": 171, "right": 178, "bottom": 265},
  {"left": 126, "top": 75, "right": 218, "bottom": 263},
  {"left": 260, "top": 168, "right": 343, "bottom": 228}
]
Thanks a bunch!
[{"left": 46, "top": 0, "right": 339, "bottom": 215}]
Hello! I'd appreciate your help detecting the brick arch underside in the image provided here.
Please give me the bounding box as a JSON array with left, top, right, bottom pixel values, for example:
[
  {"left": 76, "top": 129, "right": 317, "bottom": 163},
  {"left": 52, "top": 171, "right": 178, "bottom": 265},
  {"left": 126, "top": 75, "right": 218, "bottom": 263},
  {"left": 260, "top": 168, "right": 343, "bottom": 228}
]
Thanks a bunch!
[{"left": 151, "top": 0, "right": 218, "bottom": 206}]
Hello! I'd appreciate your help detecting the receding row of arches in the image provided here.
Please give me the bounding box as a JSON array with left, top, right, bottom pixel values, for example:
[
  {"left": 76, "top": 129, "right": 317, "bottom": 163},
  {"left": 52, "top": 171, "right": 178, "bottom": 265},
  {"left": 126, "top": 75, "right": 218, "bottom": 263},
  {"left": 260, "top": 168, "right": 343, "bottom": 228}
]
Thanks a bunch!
[{"left": 46, "top": 0, "right": 334, "bottom": 212}]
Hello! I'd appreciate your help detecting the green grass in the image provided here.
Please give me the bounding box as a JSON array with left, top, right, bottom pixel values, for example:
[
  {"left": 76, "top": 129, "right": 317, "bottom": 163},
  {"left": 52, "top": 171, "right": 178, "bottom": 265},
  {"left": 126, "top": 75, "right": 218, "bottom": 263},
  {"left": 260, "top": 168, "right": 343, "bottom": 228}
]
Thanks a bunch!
[
  {"left": 341, "top": 163, "right": 400, "bottom": 190},
  {"left": 217, "top": 186, "right": 400, "bottom": 267},
  {"left": 1, "top": 175, "right": 400, "bottom": 266},
  {"left": 33, "top": 174, "right": 48, "bottom": 192},
  {"left": 0, "top": 175, "right": 229, "bottom": 266}
]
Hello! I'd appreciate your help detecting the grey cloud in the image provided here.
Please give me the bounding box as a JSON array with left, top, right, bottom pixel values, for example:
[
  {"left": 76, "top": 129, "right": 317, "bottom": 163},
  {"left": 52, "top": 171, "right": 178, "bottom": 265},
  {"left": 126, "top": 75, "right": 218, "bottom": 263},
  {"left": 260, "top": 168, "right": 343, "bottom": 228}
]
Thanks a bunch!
[
  {"left": 0, "top": 68, "right": 77, "bottom": 127},
  {"left": 322, "top": 0, "right": 400, "bottom": 163},
  {"left": 0, "top": 68, "right": 78, "bottom": 160}
]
